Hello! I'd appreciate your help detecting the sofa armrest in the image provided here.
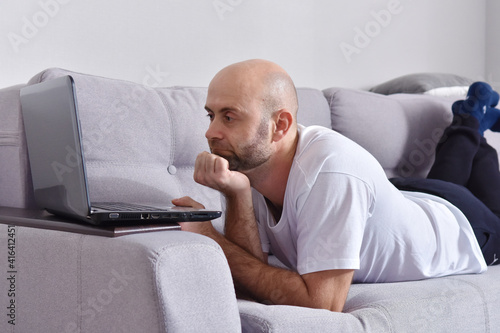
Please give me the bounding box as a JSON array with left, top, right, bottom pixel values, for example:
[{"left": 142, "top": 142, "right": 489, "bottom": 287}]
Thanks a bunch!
[{"left": 0, "top": 224, "right": 241, "bottom": 332}]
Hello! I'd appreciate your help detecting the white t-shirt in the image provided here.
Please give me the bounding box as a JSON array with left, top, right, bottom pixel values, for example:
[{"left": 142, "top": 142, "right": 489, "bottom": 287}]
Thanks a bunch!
[{"left": 254, "top": 125, "right": 487, "bottom": 283}]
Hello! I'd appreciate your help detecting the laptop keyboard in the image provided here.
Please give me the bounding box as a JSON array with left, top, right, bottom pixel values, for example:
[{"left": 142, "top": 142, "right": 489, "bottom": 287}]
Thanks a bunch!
[{"left": 92, "top": 202, "right": 167, "bottom": 212}]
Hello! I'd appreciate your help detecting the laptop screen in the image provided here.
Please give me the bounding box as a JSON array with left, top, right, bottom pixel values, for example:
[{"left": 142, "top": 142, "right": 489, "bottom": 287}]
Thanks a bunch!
[{"left": 21, "top": 76, "right": 91, "bottom": 219}]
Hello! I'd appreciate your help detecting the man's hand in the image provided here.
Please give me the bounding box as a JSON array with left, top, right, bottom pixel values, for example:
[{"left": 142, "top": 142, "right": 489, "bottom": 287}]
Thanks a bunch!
[{"left": 194, "top": 151, "right": 251, "bottom": 197}]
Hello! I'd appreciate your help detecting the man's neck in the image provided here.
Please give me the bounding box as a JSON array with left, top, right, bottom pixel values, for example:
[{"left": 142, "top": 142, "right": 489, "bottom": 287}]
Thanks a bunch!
[{"left": 245, "top": 132, "right": 298, "bottom": 209}]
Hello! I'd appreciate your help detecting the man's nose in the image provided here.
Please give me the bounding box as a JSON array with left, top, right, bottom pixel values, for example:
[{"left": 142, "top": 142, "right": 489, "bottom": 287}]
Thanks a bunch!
[{"left": 205, "top": 119, "right": 222, "bottom": 140}]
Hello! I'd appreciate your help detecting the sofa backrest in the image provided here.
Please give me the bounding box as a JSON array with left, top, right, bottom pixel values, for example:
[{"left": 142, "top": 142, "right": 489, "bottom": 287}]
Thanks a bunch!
[
  {"left": 296, "top": 88, "right": 332, "bottom": 128},
  {"left": 0, "top": 68, "right": 332, "bottom": 231},
  {"left": 6, "top": 68, "right": 499, "bottom": 221},
  {"left": 323, "top": 87, "right": 457, "bottom": 179}
]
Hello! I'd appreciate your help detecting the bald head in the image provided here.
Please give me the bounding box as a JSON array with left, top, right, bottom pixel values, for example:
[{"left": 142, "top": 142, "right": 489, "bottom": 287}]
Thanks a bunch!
[
  {"left": 208, "top": 59, "right": 299, "bottom": 123},
  {"left": 204, "top": 59, "right": 300, "bottom": 177}
]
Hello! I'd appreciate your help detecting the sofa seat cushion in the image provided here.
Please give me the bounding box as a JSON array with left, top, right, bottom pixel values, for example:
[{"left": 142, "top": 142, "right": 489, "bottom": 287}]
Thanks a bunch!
[
  {"left": 323, "top": 88, "right": 455, "bottom": 179},
  {"left": 344, "top": 267, "right": 500, "bottom": 332},
  {"left": 239, "top": 265, "right": 500, "bottom": 332}
]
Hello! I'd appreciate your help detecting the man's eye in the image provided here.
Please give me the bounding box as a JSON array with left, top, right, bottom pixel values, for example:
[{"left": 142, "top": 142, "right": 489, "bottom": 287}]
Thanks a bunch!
[
  {"left": 225, "top": 116, "right": 233, "bottom": 122},
  {"left": 206, "top": 114, "right": 214, "bottom": 121}
]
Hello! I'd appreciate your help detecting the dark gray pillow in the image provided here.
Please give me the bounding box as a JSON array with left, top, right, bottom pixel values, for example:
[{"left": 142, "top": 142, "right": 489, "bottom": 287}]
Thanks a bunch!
[{"left": 369, "top": 73, "right": 474, "bottom": 95}]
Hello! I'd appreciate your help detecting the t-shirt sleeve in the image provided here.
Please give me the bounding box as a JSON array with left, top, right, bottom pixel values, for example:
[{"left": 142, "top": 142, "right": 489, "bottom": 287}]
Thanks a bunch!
[{"left": 295, "top": 172, "right": 374, "bottom": 275}]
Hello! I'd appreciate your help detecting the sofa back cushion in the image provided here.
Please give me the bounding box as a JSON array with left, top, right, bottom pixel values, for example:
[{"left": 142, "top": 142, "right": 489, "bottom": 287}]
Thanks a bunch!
[
  {"left": 323, "top": 88, "right": 454, "bottom": 179},
  {"left": 0, "top": 85, "right": 36, "bottom": 208},
  {"left": 296, "top": 87, "right": 332, "bottom": 128}
]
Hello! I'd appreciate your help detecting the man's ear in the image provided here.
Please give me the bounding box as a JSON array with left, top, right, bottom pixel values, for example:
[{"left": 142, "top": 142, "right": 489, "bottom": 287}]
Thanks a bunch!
[{"left": 272, "top": 109, "right": 293, "bottom": 142}]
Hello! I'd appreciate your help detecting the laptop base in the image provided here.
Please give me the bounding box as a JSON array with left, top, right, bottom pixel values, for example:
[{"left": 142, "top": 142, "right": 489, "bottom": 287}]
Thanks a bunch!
[{"left": 0, "top": 206, "right": 181, "bottom": 237}]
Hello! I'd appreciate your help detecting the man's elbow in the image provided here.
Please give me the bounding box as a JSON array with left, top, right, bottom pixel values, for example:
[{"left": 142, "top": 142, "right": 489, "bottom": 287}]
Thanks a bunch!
[
  {"left": 329, "top": 302, "right": 346, "bottom": 312},
  {"left": 307, "top": 298, "right": 346, "bottom": 312},
  {"left": 293, "top": 290, "right": 347, "bottom": 312}
]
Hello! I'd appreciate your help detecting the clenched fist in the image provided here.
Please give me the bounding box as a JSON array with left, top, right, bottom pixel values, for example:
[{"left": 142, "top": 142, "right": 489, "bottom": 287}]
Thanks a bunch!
[{"left": 194, "top": 151, "right": 251, "bottom": 197}]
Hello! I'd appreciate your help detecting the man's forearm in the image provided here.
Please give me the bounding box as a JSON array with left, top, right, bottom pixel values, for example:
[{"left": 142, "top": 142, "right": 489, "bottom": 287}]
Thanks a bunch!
[
  {"left": 219, "top": 191, "right": 314, "bottom": 307},
  {"left": 223, "top": 190, "right": 265, "bottom": 262},
  {"left": 208, "top": 229, "right": 312, "bottom": 307}
]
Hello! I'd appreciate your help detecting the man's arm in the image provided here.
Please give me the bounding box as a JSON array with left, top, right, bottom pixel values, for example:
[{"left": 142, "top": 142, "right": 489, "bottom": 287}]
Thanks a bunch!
[
  {"left": 210, "top": 227, "right": 354, "bottom": 311},
  {"left": 175, "top": 152, "right": 354, "bottom": 311},
  {"left": 192, "top": 151, "right": 266, "bottom": 262},
  {"left": 223, "top": 189, "right": 266, "bottom": 263},
  {"left": 175, "top": 205, "right": 353, "bottom": 312}
]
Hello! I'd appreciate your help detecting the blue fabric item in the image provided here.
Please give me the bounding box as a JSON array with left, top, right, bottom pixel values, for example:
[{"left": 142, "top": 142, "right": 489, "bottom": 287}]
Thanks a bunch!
[{"left": 452, "top": 82, "right": 500, "bottom": 135}]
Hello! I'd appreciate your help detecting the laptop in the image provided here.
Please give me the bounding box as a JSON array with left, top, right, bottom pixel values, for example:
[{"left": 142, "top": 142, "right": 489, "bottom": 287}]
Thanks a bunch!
[{"left": 20, "top": 75, "right": 221, "bottom": 225}]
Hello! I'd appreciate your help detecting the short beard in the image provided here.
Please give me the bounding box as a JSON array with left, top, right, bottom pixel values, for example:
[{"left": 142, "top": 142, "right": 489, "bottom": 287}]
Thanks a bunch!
[{"left": 210, "top": 118, "right": 272, "bottom": 172}]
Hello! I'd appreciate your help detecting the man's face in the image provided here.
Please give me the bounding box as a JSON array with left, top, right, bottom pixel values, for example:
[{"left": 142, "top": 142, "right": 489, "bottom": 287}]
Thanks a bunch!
[{"left": 204, "top": 77, "right": 273, "bottom": 172}]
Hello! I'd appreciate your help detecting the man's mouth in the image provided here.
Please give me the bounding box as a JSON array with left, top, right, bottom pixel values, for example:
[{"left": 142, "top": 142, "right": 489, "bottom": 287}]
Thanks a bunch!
[
  {"left": 209, "top": 145, "right": 233, "bottom": 156},
  {"left": 211, "top": 150, "right": 235, "bottom": 162}
]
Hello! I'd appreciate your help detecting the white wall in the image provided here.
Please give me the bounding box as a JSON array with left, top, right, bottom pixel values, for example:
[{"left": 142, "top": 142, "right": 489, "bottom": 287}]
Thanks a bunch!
[
  {"left": 486, "top": 0, "right": 500, "bottom": 92},
  {"left": 0, "top": 0, "right": 487, "bottom": 90}
]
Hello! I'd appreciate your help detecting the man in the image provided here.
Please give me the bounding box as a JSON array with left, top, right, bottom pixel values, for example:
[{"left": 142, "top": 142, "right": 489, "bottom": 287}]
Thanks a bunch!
[{"left": 172, "top": 59, "right": 493, "bottom": 312}]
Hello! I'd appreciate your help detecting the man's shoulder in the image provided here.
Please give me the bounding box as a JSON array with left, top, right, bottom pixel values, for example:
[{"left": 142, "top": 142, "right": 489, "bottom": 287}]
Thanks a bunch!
[
  {"left": 296, "top": 125, "right": 377, "bottom": 165},
  {"left": 294, "top": 125, "right": 387, "bottom": 191}
]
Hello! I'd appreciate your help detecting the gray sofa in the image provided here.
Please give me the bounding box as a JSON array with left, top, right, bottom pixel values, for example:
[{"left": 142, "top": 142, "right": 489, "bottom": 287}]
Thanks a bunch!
[{"left": 1, "top": 68, "right": 499, "bottom": 332}]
